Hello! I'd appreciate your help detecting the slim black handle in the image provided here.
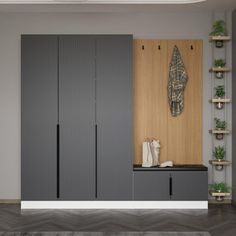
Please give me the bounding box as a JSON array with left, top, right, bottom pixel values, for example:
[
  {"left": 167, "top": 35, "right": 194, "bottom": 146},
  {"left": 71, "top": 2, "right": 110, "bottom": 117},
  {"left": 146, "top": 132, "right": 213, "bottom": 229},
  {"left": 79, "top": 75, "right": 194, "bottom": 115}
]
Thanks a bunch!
[
  {"left": 57, "top": 124, "right": 60, "bottom": 199},
  {"left": 95, "top": 124, "right": 98, "bottom": 199},
  {"left": 169, "top": 176, "right": 172, "bottom": 197}
]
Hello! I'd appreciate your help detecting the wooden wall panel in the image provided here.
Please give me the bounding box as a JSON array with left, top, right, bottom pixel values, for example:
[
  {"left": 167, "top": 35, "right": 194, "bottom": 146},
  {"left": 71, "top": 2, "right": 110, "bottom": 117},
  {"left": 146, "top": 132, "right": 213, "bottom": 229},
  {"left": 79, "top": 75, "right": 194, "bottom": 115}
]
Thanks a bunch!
[
  {"left": 133, "top": 40, "right": 154, "bottom": 165},
  {"left": 167, "top": 40, "right": 202, "bottom": 164},
  {"left": 152, "top": 40, "right": 169, "bottom": 163},
  {"left": 133, "top": 39, "right": 202, "bottom": 165}
]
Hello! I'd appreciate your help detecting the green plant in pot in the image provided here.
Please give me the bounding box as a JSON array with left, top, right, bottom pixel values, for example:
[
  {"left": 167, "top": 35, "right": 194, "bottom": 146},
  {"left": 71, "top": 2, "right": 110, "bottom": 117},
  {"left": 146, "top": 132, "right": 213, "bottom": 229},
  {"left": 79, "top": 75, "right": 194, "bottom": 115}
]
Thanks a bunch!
[
  {"left": 214, "top": 85, "right": 225, "bottom": 109},
  {"left": 214, "top": 59, "right": 226, "bottom": 79},
  {"left": 215, "top": 85, "right": 225, "bottom": 98},
  {"left": 210, "top": 20, "right": 228, "bottom": 48},
  {"left": 213, "top": 146, "right": 226, "bottom": 170},
  {"left": 209, "top": 182, "right": 230, "bottom": 193},
  {"left": 214, "top": 59, "right": 226, "bottom": 68},
  {"left": 214, "top": 118, "right": 227, "bottom": 140},
  {"left": 213, "top": 146, "right": 225, "bottom": 161},
  {"left": 215, "top": 118, "right": 226, "bottom": 130},
  {"left": 209, "top": 182, "right": 231, "bottom": 201}
]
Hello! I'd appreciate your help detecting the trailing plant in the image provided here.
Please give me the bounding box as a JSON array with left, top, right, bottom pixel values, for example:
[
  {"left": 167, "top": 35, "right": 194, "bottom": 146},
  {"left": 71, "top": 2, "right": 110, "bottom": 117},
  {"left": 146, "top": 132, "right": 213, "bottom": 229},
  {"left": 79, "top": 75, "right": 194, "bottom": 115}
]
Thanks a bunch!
[
  {"left": 215, "top": 118, "right": 227, "bottom": 130},
  {"left": 215, "top": 85, "right": 225, "bottom": 98},
  {"left": 209, "top": 182, "right": 231, "bottom": 193},
  {"left": 209, "top": 20, "right": 228, "bottom": 36},
  {"left": 213, "top": 146, "right": 225, "bottom": 160},
  {"left": 214, "top": 59, "right": 226, "bottom": 68}
]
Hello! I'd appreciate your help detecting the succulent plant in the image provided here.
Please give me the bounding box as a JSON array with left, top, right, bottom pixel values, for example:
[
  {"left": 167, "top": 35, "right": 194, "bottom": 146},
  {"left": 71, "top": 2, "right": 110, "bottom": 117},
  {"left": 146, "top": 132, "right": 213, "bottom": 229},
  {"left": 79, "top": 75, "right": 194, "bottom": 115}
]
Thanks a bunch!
[
  {"left": 215, "top": 85, "right": 225, "bottom": 98},
  {"left": 213, "top": 146, "right": 225, "bottom": 160},
  {"left": 214, "top": 59, "right": 226, "bottom": 68},
  {"left": 215, "top": 118, "right": 227, "bottom": 130}
]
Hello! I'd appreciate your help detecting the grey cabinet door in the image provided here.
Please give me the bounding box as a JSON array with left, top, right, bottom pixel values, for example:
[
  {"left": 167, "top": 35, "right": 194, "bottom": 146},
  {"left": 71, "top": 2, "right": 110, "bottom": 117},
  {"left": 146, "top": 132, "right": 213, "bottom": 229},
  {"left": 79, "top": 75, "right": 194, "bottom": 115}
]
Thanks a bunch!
[
  {"left": 133, "top": 171, "right": 170, "bottom": 200},
  {"left": 171, "top": 171, "right": 208, "bottom": 200},
  {"left": 21, "top": 35, "right": 58, "bottom": 200},
  {"left": 96, "top": 35, "right": 133, "bottom": 200},
  {"left": 59, "top": 36, "right": 96, "bottom": 200}
]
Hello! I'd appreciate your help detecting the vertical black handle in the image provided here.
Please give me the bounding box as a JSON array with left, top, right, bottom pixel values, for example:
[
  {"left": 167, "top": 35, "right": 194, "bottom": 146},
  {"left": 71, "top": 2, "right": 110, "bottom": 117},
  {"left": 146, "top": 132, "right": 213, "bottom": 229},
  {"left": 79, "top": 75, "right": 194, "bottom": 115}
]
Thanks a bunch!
[
  {"left": 169, "top": 176, "right": 172, "bottom": 197},
  {"left": 57, "top": 124, "right": 60, "bottom": 199},
  {"left": 95, "top": 124, "right": 98, "bottom": 199}
]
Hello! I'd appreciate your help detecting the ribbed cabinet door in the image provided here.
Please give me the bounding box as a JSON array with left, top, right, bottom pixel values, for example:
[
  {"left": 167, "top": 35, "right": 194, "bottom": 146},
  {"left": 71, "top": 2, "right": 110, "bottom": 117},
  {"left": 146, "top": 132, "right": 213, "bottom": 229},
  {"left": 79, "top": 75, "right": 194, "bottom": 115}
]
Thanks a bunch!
[
  {"left": 21, "top": 35, "right": 58, "bottom": 200},
  {"left": 96, "top": 35, "right": 133, "bottom": 200},
  {"left": 59, "top": 36, "right": 96, "bottom": 200}
]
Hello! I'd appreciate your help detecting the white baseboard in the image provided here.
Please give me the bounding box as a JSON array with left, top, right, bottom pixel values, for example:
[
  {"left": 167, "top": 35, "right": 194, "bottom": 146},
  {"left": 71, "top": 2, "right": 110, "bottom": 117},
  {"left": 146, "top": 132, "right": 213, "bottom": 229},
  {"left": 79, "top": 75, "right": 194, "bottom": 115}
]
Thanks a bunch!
[{"left": 21, "top": 201, "right": 208, "bottom": 209}]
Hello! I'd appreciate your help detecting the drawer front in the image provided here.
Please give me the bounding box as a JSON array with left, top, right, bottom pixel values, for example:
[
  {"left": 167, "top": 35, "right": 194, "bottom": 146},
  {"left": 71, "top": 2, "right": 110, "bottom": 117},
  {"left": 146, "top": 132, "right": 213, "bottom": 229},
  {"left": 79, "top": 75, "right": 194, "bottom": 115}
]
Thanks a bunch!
[
  {"left": 171, "top": 171, "right": 208, "bottom": 200},
  {"left": 133, "top": 171, "right": 170, "bottom": 200}
]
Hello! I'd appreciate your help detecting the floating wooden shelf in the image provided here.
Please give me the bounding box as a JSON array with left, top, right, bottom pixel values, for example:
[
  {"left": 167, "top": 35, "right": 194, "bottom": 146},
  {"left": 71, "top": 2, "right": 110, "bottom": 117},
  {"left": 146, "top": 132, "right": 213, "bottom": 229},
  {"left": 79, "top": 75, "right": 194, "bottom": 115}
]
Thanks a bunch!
[
  {"left": 209, "top": 36, "right": 231, "bottom": 41},
  {"left": 209, "top": 130, "right": 231, "bottom": 134},
  {"left": 210, "top": 98, "right": 231, "bottom": 103},
  {"left": 209, "top": 191, "right": 231, "bottom": 197},
  {"left": 209, "top": 67, "right": 231, "bottom": 72},
  {"left": 209, "top": 160, "right": 231, "bottom": 166}
]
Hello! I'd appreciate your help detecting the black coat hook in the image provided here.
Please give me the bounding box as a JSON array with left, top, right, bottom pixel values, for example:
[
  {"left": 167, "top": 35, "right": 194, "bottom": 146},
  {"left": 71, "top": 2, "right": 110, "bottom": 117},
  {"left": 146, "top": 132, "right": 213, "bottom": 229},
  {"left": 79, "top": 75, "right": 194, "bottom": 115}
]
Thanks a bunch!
[
  {"left": 142, "top": 45, "right": 145, "bottom": 50},
  {"left": 190, "top": 45, "right": 194, "bottom": 50},
  {"left": 158, "top": 45, "right": 161, "bottom": 50}
]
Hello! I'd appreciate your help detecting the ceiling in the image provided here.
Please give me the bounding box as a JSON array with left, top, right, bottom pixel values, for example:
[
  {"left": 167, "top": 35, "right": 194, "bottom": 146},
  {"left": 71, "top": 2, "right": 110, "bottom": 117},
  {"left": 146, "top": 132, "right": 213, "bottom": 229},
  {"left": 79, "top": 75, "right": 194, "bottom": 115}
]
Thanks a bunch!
[{"left": 0, "top": 0, "right": 235, "bottom": 12}]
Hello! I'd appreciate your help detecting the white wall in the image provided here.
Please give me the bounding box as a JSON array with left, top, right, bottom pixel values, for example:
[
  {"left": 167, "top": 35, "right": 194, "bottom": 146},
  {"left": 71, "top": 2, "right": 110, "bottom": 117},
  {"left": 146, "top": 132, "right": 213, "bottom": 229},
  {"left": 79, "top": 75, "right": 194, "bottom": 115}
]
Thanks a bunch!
[{"left": 0, "top": 11, "right": 231, "bottom": 199}]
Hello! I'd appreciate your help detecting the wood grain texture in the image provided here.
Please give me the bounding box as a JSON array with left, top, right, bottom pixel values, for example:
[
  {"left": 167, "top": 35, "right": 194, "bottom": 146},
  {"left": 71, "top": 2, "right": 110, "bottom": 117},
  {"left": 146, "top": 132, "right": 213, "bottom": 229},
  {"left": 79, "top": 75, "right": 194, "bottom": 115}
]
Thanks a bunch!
[
  {"left": 133, "top": 40, "right": 168, "bottom": 164},
  {"left": 167, "top": 40, "right": 202, "bottom": 164},
  {"left": 133, "top": 40, "right": 203, "bottom": 165}
]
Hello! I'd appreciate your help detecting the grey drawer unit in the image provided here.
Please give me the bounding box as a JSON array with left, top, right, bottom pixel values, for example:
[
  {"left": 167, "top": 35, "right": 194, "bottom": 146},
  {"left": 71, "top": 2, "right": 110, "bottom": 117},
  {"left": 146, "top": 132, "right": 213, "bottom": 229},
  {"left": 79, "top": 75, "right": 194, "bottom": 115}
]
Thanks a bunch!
[{"left": 133, "top": 165, "right": 208, "bottom": 201}]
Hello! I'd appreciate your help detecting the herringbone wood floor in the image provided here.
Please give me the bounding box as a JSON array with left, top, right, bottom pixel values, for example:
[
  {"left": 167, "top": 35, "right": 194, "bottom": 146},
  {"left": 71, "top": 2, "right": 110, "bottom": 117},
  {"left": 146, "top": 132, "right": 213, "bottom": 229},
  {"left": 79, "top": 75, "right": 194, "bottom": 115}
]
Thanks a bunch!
[{"left": 0, "top": 204, "right": 235, "bottom": 236}]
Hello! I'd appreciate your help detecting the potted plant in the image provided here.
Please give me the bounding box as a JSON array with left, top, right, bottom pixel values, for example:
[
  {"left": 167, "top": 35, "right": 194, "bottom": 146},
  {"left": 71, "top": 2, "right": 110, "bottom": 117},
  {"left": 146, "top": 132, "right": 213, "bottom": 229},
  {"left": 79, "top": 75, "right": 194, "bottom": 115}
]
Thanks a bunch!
[
  {"left": 213, "top": 146, "right": 225, "bottom": 161},
  {"left": 209, "top": 20, "right": 228, "bottom": 48},
  {"left": 209, "top": 182, "right": 231, "bottom": 201},
  {"left": 214, "top": 59, "right": 226, "bottom": 79},
  {"left": 209, "top": 182, "right": 230, "bottom": 193},
  {"left": 214, "top": 59, "right": 226, "bottom": 68},
  {"left": 215, "top": 118, "right": 226, "bottom": 130},
  {"left": 213, "top": 146, "right": 226, "bottom": 170},
  {"left": 214, "top": 85, "right": 225, "bottom": 109},
  {"left": 214, "top": 118, "right": 227, "bottom": 140},
  {"left": 215, "top": 85, "right": 225, "bottom": 98}
]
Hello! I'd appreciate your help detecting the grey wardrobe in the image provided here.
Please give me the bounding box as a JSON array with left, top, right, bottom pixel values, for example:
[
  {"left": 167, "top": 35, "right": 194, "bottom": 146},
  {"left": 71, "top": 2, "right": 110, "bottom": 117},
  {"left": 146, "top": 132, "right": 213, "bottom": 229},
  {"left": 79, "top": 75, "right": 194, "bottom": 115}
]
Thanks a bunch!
[{"left": 21, "top": 35, "right": 133, "bottom": 201}]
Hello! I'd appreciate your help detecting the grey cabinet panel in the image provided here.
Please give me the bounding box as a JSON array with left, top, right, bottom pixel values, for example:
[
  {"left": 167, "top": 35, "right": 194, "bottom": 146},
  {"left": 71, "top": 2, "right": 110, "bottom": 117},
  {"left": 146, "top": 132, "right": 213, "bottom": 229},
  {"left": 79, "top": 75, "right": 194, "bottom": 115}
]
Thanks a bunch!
[
  {"left": 171, "top": 171, "right": 208, "bottom": 200},
  {"left": 96, "top": 35, "right": 133, "bottom": 200},
  {"left": 59, "top": 36, "right": 96, "bottom": 200},
  {"left": 133, "top": 172, "right": 170, "bottom": 200},
  {"left": 133, "top": 170, "right": 208, "bottom": 201},
  {"left": 21, "top": 35, "right": 58, "bottom": 200}
]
